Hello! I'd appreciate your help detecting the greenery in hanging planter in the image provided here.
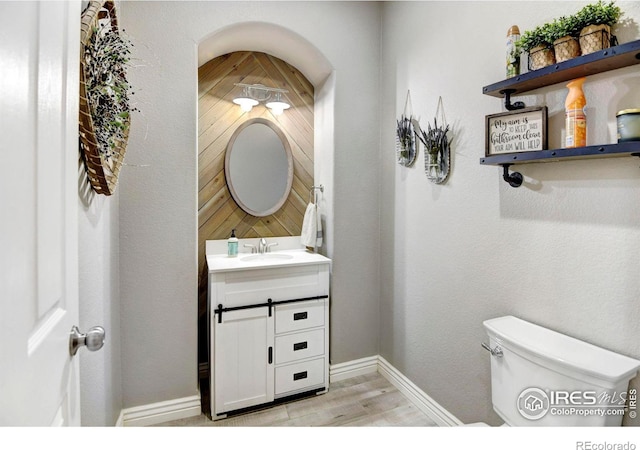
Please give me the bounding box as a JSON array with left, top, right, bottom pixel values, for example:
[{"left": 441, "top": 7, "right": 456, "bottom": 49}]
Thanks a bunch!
[
  {"left": 416, "top": 116, "right": 451, "bottom": 184},
  {"left": 396, "top": 115, "right": 414, "bottom": 159},
  {"left": 84, "top": 22, "right": 136, "bottom": 159},
  {"left": 575, "top": 0, "right": 622, "bottom": 28},
  {"left": 416, "top": 118, "right": 450, "bottom": 163}
]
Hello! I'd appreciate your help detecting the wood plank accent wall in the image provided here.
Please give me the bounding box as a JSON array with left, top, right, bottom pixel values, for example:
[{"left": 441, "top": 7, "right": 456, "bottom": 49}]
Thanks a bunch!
[
  {"left": 198, "top": 51, "right": 314, "bottom": 265},
  {"left": 197, "top": 52, "right": 314, "bottom": 414}
]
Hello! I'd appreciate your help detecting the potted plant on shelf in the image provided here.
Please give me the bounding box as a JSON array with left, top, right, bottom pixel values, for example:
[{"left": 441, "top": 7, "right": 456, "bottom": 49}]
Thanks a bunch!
[
  {"left": 575, "top": 0, "right": 622, "bottom": 54},
  {"left": 517, "top": 22, "right": 556, "bottom": 71},
  {"left": 549, "top": 15, "right": 583, "bottom": 62}
]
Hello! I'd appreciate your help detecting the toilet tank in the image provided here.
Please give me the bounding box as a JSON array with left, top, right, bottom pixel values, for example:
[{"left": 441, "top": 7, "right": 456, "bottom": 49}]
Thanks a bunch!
[{"left": 483, "top": 316, "right": 640, "bottom": 426}]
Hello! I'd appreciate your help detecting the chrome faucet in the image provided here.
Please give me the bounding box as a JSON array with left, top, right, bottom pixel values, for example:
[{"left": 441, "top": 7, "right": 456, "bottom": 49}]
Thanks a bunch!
[
  {"left": 258, "top": 238, "right": 267, "bottom": 254},
  {"left": 257, "top": 238, "right": 278, "bottom": 254}
]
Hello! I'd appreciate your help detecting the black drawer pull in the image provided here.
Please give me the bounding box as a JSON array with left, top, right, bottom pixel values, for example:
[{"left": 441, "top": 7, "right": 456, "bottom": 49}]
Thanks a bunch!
[
  {"left": 293, "top": 341, "right": 308, "bottom": 351},
  {"left": 293, "top": 312, "right": 308, "bottom": 321},
  {"left": 268, "top": 346, "right": 273, "bottom": 364},
  {"left": 293, "top": 371, "right": 308, "bottom": 381}
]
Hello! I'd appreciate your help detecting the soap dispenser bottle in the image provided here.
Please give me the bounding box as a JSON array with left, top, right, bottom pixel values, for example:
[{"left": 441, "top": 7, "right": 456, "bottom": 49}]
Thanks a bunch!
[{"left": 228, "top": 229, "right": 238, "bottom": 257}]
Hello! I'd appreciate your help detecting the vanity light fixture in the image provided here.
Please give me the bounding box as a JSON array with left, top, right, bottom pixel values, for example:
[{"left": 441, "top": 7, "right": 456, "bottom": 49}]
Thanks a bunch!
[{"left": 233, "top": 83, "right": 290, "bottom": 115}]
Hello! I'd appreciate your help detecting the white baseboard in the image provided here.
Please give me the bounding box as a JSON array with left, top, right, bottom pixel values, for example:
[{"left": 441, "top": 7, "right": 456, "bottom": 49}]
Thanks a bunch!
[
  {"left": 115, "top": 410, "right": 124, "bottom": 427},
  {"left": 120, "top": 395, "right": 201, "bottom": 427},
  {"left": 376, "top": 356, "right": 463, "bottom": 427},
  {"left": 329, "top": 355, "right": 379, "bottom": 382},
  {"left": 117, "top": 355, "right": 461, "bottom": 427}
]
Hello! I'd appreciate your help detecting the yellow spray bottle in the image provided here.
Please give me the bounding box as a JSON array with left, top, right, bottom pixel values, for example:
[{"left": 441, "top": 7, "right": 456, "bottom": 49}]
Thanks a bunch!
[{"left": 565, "top": 77, "right": 587, "bottom": 148}]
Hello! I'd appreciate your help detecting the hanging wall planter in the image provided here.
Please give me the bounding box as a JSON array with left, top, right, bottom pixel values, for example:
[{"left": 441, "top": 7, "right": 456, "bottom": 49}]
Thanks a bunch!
[
  {"left": 416, "top": 97, "right": 451, "bottom": 184},
  {"left": 79, "top": 0, "right": 134, "bottom": 195},
  {"left": 396, "top": 91, "right": 417, "bottom": 167}
]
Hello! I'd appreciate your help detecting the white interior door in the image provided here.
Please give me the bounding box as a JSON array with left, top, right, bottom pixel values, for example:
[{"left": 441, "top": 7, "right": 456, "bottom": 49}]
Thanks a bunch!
[{"left": 0, "top": 1, "right": 81, "bottom": 426}]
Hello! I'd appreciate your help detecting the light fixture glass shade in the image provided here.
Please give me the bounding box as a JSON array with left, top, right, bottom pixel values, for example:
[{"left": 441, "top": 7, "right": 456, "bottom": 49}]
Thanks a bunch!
[
  {"left": 266, "top": 92, "right": 290, "bottom": 115},
  {"left": 233, "top": 97, "right": 259, "bottom": 112},
  {"left": 265, "top": 101, "right": 290, "bottom": 116}
]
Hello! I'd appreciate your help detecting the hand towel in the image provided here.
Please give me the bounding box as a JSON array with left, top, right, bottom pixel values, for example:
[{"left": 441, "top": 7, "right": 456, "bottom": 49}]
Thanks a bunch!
[
  {"left": 301, "top": 202, "right": 317, "bottom": 248},
  {"left": 315, "top": 205, "right": 323, "bottom": 248}
]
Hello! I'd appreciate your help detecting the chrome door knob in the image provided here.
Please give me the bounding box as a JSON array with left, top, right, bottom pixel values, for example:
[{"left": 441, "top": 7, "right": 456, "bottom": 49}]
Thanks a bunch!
[{"left": 69, "top": 325, "right": 105, "bottom": 356}]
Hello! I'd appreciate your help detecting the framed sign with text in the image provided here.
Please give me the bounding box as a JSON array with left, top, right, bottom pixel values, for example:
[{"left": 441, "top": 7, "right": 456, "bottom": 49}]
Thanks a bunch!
[{"left": 485, "top": 106, "right": 548, "bottom": 156}]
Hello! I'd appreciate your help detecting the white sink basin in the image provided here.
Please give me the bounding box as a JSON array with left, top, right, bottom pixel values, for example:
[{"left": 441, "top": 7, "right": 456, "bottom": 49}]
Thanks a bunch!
[
  {"left": 240, "top": 253, "right": 294, "bottom": 262},
  {"left": 206, "top": 248, "right": 330, "bottom": 273}
]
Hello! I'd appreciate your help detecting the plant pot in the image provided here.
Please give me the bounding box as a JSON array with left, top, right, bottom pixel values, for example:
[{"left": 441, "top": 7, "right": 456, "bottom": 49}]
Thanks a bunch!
[
  {"left": 397, "top": 139, "right": 416, "bottom": 166},
  {"left": 528, "top": 45, "right": 556, "bottom": 71},
  {"left": 553, "top": 36, "right": 581, "bottom": 63},
  {"left": 426, "top": 151, "right": 439, "bottom": 167},
  {"left": 579, "top": 24, "right": 611, "bottom": 55}
]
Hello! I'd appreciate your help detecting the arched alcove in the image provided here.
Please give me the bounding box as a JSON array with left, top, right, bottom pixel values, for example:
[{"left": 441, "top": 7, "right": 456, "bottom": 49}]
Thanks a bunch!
[
  {"left": 198, "top": 22, "right": 332, "bottom": 86},
  {"left": 196, "top": 22, "right": 335, "bottom": 417},
  {"left": 197, "top": 20, "right": 335, "bottom": 251}
]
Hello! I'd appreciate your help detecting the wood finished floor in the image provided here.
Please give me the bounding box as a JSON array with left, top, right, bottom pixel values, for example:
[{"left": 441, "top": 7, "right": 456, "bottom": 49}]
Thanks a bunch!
[{"left": 154, "top": 372, "right": 437, "bottom": 427}]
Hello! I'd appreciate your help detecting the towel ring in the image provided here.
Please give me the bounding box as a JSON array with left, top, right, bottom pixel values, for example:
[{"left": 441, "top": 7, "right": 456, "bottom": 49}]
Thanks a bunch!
[{"left": 309, "top": 185, "right": 324, "bottom": 204}]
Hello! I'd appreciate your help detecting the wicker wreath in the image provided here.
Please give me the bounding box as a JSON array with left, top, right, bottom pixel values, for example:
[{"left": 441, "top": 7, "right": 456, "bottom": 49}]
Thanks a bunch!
[{"left": 79, "top": 0, "right": 130, "bottom": 195}]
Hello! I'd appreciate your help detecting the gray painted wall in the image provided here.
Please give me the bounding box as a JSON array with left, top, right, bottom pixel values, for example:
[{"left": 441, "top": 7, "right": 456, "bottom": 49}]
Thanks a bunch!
[
  {"left": 380, "top": 1, "right": 640, "bottom": 426},
  {"left": 78, "top": 187, "right": 122, "bottom": 426}
]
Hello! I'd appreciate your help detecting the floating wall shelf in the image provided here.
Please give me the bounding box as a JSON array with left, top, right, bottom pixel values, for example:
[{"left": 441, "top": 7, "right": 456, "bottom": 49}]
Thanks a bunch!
[
  {"left": 480, "top": 142, "right": 640, "bottom": 166},
  {"left": 483, "top": 39, "right": 640, "bottom": 98},
  {"left": 481, "top": 39, "right": 640, "bottom": 187}
]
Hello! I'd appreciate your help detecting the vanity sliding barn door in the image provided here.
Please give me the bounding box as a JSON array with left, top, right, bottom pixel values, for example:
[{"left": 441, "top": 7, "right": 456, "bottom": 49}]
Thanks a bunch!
[{"left": 213, "top": 307, "right": 275, "bottom": 414}]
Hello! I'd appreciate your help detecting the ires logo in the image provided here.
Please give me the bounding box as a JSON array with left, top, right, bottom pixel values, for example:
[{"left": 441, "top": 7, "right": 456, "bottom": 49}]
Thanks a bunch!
[
  {"left": 549, "top": 390, "right": 627, "bottom": 406},
  {"left": 517, "top": 387, "right": 629, "bottom": 420},
  {"left": 517, "top": 388, "right": 550, "bottom": 420}
]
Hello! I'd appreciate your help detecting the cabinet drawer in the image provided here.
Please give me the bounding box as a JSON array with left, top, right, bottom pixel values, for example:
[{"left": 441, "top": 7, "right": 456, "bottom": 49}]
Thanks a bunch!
[
  {"left": 275, "top": 300, "right": 325, "bottom": 334},
  {"left": 275, "top": 329, "right": 324, "bottom": 364},
  {"left": 275, "top": 357, "right": 325, "bottom": 395}
]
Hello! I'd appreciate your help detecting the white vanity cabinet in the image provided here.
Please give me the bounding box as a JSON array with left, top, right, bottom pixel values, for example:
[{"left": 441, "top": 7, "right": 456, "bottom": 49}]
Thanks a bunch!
[{"left": 207, "top": 249, "right": 330, "bottom": 419}]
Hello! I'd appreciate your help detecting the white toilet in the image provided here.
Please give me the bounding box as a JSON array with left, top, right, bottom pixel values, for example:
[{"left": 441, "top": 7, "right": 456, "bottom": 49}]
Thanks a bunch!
[{"left": 477, "top": 315, "right": 640, "bottom": 426}]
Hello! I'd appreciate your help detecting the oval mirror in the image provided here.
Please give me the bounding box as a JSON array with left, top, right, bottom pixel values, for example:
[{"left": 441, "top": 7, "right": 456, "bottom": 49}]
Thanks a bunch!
[{"left": 225, "top": 118, "right": 293, "bottom": 217}]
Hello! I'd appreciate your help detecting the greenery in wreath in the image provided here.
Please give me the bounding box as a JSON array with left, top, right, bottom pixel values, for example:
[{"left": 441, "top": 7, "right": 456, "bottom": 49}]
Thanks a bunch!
[{"left": 83, "top": 22, "right": 137, "bottom": 159}]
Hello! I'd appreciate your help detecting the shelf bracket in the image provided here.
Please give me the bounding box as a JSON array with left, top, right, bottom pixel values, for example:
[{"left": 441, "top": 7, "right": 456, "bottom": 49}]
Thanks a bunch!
[
  {"left": 501, "top": 89, "right": 526, "bottom": 111},
  {"left": 502, "top": 164, "right": 523, "bottom": 188}
]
